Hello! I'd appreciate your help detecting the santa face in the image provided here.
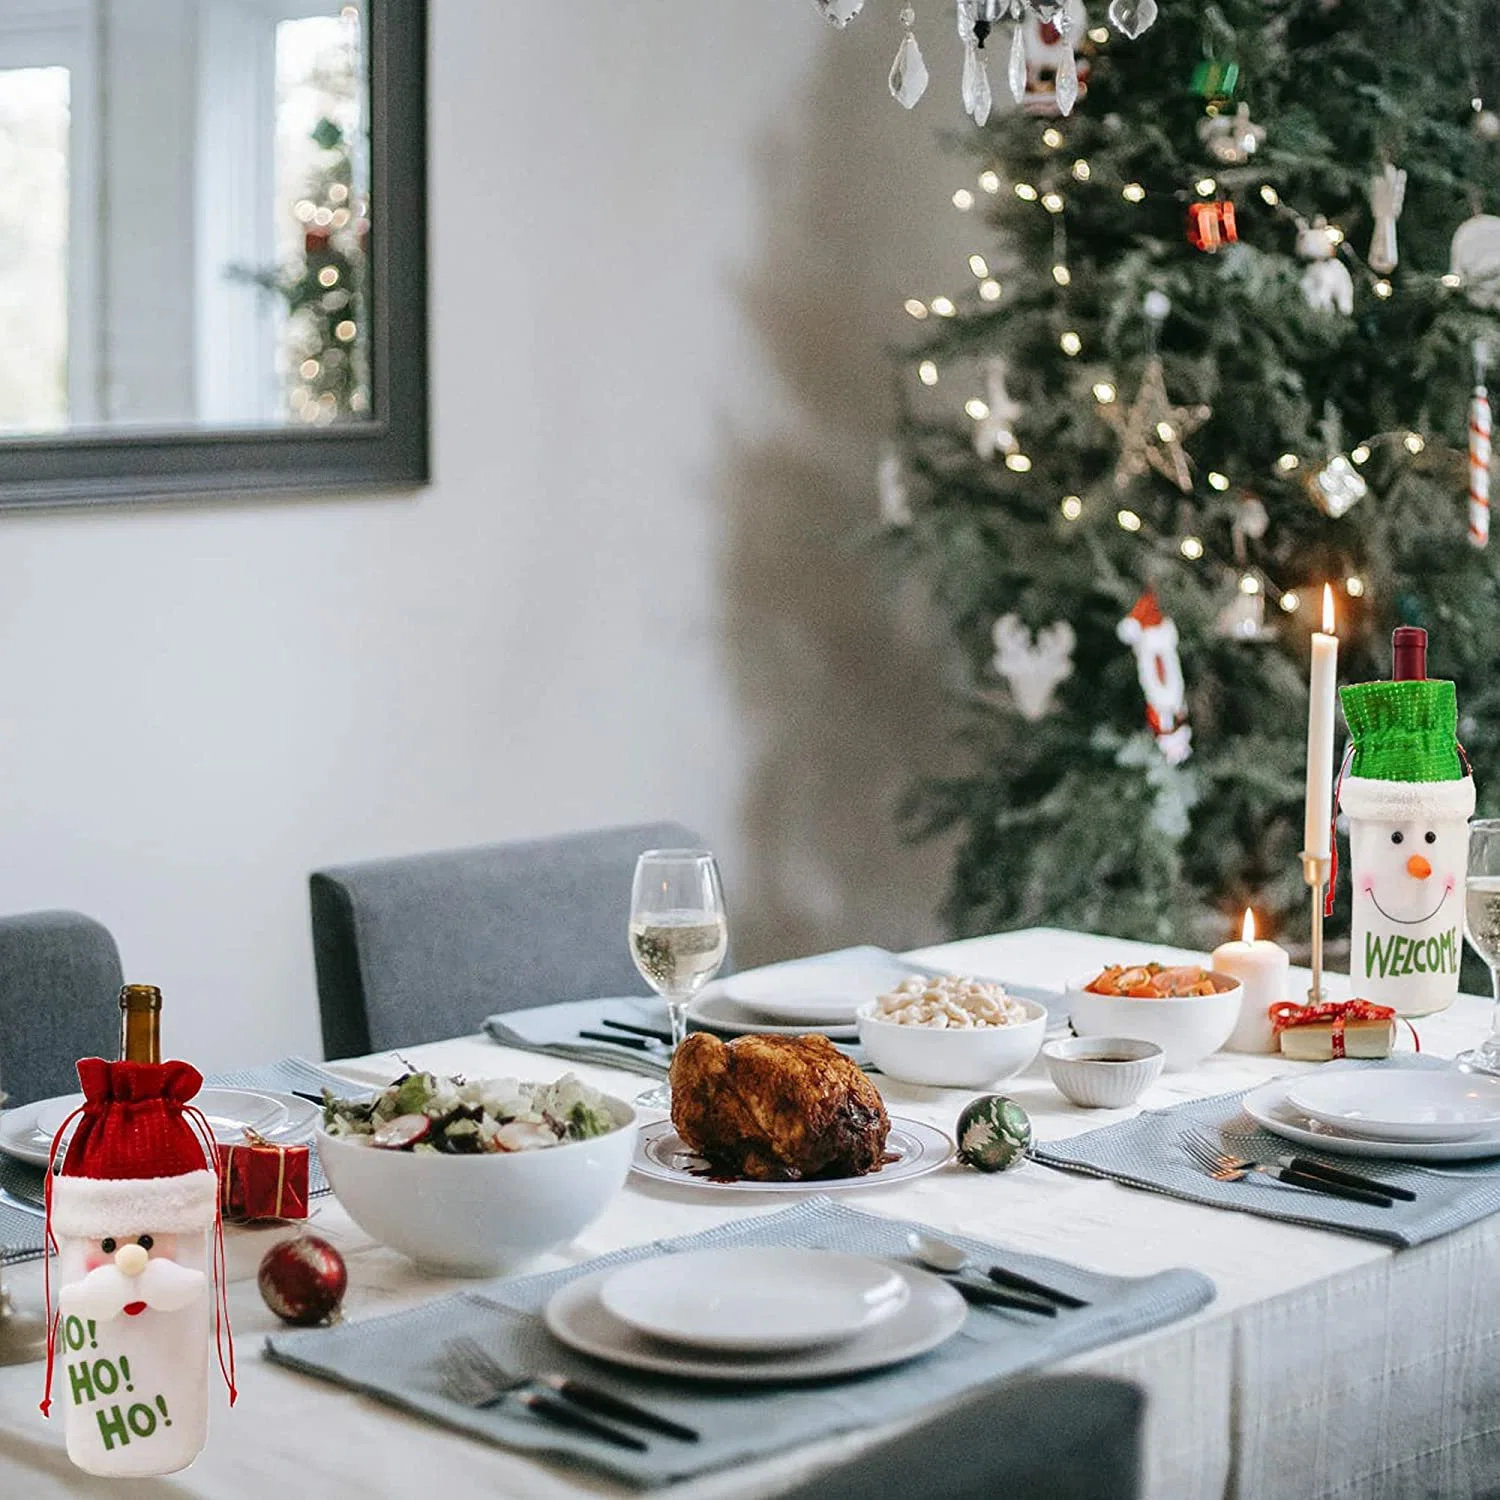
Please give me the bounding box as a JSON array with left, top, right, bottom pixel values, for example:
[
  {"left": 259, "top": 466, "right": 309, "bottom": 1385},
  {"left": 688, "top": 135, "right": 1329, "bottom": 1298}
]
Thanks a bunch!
[{"left": 66, "top": 1233, "right": 204, "bottom": 1322}]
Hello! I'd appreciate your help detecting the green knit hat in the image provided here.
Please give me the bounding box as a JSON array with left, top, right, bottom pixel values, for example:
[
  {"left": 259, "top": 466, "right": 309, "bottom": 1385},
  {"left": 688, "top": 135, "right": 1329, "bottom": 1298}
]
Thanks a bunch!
[{"left": 1338, "top": 679, "right": 1475, "bottom": 821}]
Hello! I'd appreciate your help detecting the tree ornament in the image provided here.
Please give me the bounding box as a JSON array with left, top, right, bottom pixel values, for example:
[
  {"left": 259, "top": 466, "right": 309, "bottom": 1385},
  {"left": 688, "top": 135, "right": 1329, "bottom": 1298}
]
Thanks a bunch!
[
  {"left": 1198, "top": 102, "right": 1264, "bottom": 164},
  {"left": 1117, "top": 591, "right": 1192, "bottom": 765},
  {"left": 1215, "top": 582, "right": 1275, "bottom": 643},
  {"left": 956, "top": 1094, "right": 1032, "bottom": 1171},
  {"left": 257, "top": 1236, "right": 347, "bottom": 1327},
  {"left": 1096, "top": 358, "right": 1210, "bottom": 493},
  {"left": 889, "top": 7, "right": 930, "bottom": 109},
  {"left": 1475, "top": 109, "right": 1500, "bottom": 143},
  {"left": 1230, "top": 493, "right": 1270, "bottom": 561},
  {"left": 1297, "top": 217, "right": 1354, "bottom": 315},
  {"left": 1451, "top": 215, "right": 1500, "bottom": 308},
  {"left": 990, "top": 615, "right": 1075, "bottom": 719},
  {"left": 1339, "top": 675, "right": 1474, "bottom": 1018},
  {"left": 1107, "top": 0, "right": 1157, "bottom": 40},
  {"left": 973, "top": 358, "right": 1023, "bottom": 460},
  {"left": 1187, "top": 200, "right": 1238, "bottom": 253},
  {"left": 1305, "top": 455, "right": 1367, "bottom": 518},
  {"left": 1190, "top": 59, "right": 1239, "bottom": 102},
  {"left": 877, "top": 442, "right": 914, "bottom": 527},
  {"left": 1367, "top": 164, "right": 1406, "bottom": 275},
  {"left": 814, "top": 0, "right": 865, "bottom": 27},
  {"left": 1022, "top": 1, "right": 1089, "bottom": 117},
  {"left": 41, "top": 1059, "right": 234, "bottom": 1478},
  {"left": 1471, "top": 342, "right": 1491, "bottom": 548}
]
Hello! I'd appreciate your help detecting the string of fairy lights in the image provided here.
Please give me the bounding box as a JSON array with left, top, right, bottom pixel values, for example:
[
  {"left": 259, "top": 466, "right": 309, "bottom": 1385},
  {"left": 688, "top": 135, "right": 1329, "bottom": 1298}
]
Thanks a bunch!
[{"left": 902, "top": 70, "right": 1486, "bottom": 623}]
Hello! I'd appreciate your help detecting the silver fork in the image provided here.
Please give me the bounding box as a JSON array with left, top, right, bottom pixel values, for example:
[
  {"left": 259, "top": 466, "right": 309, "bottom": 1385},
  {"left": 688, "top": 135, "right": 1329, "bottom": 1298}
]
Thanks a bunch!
[{"left": 1177, "top": 1130, "right": 1393, "bottom": 1206}]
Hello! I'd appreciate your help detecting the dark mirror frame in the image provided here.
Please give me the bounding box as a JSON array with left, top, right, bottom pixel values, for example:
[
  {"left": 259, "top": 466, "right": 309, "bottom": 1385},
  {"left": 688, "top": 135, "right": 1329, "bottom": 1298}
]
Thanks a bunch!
[{"left": 0, "top": 1, "right": 427, "bottom": 511}]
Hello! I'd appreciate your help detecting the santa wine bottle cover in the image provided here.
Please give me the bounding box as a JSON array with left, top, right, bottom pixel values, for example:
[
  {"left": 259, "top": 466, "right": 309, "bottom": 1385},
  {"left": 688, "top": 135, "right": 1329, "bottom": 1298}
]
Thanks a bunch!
[{"left": 40, "top": 986, "right": 235, "bottom": 1478}]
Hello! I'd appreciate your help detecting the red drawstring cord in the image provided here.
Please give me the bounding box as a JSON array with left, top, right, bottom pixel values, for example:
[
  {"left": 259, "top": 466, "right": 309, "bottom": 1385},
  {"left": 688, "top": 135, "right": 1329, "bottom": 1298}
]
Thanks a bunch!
[
  {"left": 1325, "top": 743, "right": 1357, "bottom": 918},
  {"left": 38, "top": 1103, "right": 87, "bottom": 1418},
  {"left": 185, "top": 1105, "right": 237, "bottom": 1407}
]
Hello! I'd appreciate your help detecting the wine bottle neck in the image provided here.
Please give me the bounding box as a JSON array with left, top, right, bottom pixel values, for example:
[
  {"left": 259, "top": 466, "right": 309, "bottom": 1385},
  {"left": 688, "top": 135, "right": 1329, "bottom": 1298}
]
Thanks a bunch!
[{"left": 119, "top": 984, "right": 163, "bottom": 1065}]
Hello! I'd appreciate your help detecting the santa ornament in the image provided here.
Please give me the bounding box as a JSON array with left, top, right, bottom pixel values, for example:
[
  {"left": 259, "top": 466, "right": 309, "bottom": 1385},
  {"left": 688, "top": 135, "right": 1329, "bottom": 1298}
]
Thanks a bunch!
[
  {"left": 1117, "top": 591, "right": 1191, "bottom": 765},
  {"left": 1338, "top": 660, "right": 1475, "bottom": 1018},
  {"left": 41, "top": 1059, "right": 235, "bottom": 1477}
]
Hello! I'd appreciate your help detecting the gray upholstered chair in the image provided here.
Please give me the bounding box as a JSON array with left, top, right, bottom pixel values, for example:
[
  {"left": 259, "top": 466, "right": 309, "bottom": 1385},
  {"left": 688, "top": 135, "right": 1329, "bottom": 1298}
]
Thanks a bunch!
[
  {"left": 0, "top": 911, "right": 123, "bottom": 1106},
  {"left": 309, "top": 822, "right": 721, "bottom": 1057},
  {"left": 772, "top": 1374, "right": 1144, "bottom": 1500}
]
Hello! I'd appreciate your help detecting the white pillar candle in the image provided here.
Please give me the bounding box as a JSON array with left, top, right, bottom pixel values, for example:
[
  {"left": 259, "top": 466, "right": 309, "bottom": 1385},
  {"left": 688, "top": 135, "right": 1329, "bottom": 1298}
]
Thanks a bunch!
[
  {"left": 1303, "top": 585, "right": 1339, "bottom": 859},
  {"left": 1213, "top": 908, "right": 1291, "bottom": 1053}
]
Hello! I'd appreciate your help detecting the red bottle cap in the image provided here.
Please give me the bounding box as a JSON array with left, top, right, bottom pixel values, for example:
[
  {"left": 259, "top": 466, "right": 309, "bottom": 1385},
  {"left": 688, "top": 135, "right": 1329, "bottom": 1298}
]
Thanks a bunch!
[{"left": 1392, "top": 626, "right": 1427, "bottom": 681}]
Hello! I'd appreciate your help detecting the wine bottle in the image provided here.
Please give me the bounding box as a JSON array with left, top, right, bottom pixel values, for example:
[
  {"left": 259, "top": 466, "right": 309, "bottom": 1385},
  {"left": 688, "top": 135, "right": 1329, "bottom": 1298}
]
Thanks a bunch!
[
  {"left": 118, "top": 983, "right": 163, "bottom": 1064},
  {"left": 1392, "top": 625, "right": 1427, "bottom": 681}
]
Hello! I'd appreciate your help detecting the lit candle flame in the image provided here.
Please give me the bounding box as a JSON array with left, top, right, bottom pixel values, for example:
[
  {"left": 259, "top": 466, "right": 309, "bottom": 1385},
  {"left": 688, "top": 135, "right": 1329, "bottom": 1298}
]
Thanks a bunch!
[
  {"left": 1241, "top": 907, "right": 1256, "bottom": 944},
  {"left": 1321, "top": 583, "right": 1336, "bottom": 635}
]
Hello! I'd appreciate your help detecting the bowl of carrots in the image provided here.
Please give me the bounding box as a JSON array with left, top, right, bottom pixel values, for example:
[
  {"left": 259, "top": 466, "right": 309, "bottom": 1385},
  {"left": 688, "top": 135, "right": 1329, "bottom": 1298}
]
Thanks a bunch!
[{"left": 1066, "top": 963, "right": 1242, "bottom": 1070}]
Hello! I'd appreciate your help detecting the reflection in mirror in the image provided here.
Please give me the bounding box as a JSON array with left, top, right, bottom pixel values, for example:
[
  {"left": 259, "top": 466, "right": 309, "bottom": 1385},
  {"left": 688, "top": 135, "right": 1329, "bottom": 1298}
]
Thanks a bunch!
[{"left": 0, "top": 0, "right": 372, "bottom": 437}]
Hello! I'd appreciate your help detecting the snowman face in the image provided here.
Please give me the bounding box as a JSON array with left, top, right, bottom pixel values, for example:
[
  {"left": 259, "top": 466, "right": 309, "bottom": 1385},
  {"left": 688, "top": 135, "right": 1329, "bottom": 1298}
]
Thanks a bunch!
[{"left": 1355, "top": 819, "right": 1465, "bottom": 925}]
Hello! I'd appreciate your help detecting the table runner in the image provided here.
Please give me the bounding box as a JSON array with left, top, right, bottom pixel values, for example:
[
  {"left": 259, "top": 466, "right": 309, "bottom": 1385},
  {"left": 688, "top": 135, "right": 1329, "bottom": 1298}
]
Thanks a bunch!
[
  {"left": 1, "top": 1057, "right": 351, "bottom": 1265},
  {"left": 1031, "top": 1058, "right": 1500, "bottom": 1248},
  {"left": 264, "top": 1196, "right": 1213, "bottom": 1488}
]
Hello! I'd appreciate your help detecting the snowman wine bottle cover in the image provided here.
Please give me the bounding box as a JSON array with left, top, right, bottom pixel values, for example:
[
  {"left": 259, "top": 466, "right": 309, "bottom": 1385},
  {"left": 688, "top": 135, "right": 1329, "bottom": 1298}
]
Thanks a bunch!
[{"left": 1336, "top": 627, "right": 1476, "bottom": 1018}]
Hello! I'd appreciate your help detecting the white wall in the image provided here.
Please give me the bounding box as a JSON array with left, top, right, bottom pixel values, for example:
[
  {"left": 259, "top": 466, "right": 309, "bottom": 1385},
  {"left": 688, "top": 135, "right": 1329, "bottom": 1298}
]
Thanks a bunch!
[{"left": 0, "top": 0, "right": 979, "bottom": 1069}]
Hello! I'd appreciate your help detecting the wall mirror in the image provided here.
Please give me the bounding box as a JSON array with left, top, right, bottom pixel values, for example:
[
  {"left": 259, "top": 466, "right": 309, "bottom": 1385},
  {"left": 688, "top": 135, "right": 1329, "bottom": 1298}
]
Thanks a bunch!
[{"left": 0, "top": 0, "right": 426, "bottom": 508}]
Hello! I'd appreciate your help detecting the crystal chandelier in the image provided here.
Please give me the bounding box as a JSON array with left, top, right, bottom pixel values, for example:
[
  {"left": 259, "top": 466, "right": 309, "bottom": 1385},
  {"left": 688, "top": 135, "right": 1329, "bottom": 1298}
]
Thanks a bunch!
[{"left": 815, "top": 0, "right": 1160, "bottom": 121}]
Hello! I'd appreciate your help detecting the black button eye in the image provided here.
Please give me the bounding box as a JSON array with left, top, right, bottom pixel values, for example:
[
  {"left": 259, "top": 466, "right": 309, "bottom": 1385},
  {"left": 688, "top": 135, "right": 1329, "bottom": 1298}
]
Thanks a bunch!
[
  {"left": 137, "top": 1234, "right": 153, "bottom": 1251},
  {"left": 100, "top": 1237, "right": 116, "bottom": 1253},
  {"left": 1425, "top": 831, "right": 1437, "bottom": 845},
  {"left": 1391, "top": 831, "right": 1404, "bottom": 845}
]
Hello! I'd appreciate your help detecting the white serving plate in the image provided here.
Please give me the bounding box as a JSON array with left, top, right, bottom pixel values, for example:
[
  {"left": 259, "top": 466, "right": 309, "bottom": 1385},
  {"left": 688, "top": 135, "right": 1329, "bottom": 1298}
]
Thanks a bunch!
[
  {"left": 631, "top": 1116, "right": 954, "bottom": 1193},
  {"left": 715, "top": 949, "right": 928, "bottom": 1025},
  {"left": 0, "top": 1089, "right": 319, "bottom": 1168},
  {"left": 544, "top": 1259, "right": 965, "bottom": 1382},
  {"left": 598, "top": 1247, "right": 909, "bottom": 1352},
  {"left": 686, "top": 991, "right": 859, "bottom": 1040},
  {"left": 1285, "top": 1069, "right": 1500, "bottom": 1143},
  {"left": 1240, "top": 1078, "right": 1500, "bottom": 1162}
]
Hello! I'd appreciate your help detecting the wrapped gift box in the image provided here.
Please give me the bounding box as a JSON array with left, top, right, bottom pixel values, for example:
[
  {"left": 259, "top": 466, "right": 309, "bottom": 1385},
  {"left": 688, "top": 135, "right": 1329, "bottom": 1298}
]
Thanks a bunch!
[
  {"left": 217, "top": 1132, "right": 310, "bottom": 1221},
  {"left": 1271, "top": 1000, "right": 1398, "bottom": 1061}
]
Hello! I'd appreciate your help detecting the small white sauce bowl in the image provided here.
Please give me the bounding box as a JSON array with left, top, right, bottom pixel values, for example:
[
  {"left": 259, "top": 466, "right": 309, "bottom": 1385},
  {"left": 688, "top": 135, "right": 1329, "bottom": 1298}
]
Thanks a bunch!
[
  {"left": 1042, "top": 1036, "right": 1165, "bottom": 1109},
  {"left": 855, "top": 998, "right": 1047, "bottom": 1088}
]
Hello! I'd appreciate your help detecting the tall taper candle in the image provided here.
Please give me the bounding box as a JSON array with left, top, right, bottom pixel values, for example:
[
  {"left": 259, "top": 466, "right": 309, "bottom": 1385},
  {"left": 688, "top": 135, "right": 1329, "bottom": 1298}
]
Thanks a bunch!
[{"left": 1303, "top": 584, "right": 1338, "bottom": 859}]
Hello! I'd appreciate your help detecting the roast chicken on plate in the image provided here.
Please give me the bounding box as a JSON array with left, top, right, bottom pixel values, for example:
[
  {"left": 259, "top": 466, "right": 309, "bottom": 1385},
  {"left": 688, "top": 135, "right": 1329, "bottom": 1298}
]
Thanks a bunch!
[{"left": 669, "top": 1032, "right": 891, "bottom": 1181}]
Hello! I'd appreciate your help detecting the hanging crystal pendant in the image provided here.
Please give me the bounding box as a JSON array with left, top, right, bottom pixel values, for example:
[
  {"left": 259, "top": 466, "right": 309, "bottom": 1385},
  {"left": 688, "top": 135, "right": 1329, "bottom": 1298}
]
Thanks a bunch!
[
  {"left": 1007, "top": 21, "right": 1027, "bottom": 103},
  {"left": 1054, "top": 14, "right": 1079, "bottom": 115},
  {"left": 889, "top": 11, "right": 930, "bottom": 109},
  {"left": 1107, "top": 0, "right": 1158, "bottom": 39},
  {"left": 815, "top": 0, "right": 866, "bottom": 28},
  {"left": 963, "top": 41, "right": 993, "bottom": 124}
]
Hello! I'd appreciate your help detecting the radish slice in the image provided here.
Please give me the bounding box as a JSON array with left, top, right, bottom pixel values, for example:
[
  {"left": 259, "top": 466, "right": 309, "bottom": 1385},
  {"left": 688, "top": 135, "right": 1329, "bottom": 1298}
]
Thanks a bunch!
[{"left": 370, "top": 1113, "right": 430, "bottom": 1150}]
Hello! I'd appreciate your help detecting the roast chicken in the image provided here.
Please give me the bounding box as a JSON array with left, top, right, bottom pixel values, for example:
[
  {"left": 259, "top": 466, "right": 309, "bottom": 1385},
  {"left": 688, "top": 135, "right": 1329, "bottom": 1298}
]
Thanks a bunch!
[{"left": 669, "top": 1032, "right": 891, "bottom": 1181}]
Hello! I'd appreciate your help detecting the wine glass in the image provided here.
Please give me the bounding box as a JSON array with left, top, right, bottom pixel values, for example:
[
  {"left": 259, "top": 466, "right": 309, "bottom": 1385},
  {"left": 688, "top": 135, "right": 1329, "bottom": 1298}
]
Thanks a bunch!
[
  {"left": 628, "top": 849, "right": 727, "bottom": 1110},
  {"left": 1458, "top": 820, "right": 1500, "bottom": 1074},
  {"left": 0, "top": 1064, "right": 49, "bottom": 1366}
]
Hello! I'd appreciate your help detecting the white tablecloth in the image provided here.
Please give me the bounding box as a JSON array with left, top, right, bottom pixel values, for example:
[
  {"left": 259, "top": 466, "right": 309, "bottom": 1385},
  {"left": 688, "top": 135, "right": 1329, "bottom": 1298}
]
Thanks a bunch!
[{"left": 3, "top": 927, "right": 1498, "bottom": 1499}]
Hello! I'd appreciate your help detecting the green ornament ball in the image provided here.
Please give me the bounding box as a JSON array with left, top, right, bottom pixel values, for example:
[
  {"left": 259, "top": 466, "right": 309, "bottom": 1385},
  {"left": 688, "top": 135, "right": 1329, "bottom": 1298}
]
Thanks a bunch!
[{"left": 955, "top": 1094, "right": 1032, "bottom": 1173}]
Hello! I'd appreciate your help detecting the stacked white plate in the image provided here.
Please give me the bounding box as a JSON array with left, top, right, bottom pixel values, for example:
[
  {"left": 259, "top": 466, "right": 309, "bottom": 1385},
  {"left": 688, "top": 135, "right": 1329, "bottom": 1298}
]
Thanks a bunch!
[
  {"left": 543, "top": 1246, "right": 966, "bottom": 1380},
  {"left": 1243, "top": 1068, "right": 1500, "bottom": 1162}
]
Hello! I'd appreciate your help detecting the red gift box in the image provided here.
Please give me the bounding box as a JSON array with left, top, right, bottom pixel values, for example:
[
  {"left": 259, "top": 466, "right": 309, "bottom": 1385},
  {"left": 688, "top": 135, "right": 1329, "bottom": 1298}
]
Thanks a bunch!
[
  {"left": 217, "top": 1131, "right": 310, "bottom": 1222},
  {"left": 1187, "top": 200, "right": 1238, "bottom": 253}
]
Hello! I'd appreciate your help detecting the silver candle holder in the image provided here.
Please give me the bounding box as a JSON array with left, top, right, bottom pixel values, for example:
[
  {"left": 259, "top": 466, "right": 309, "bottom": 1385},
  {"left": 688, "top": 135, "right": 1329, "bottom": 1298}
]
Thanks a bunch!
[{"left": 1300, "top": 850, "right": 1332, "bottom": 1004}]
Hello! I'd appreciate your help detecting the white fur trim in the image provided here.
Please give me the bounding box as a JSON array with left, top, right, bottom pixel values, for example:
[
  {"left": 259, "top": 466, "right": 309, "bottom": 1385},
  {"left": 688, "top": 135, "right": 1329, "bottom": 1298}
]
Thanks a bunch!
[
  {"left": 1340, "top": 775, "right": 1476, "bottom": 822},
  {"left": 50, "top": 1170, "right": 217, "bottom": 1239}
]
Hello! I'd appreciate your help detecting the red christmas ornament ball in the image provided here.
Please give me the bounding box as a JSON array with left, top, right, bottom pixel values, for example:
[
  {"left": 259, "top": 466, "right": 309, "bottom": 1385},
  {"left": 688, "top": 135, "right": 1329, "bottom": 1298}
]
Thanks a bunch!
[{"left": 258, "top": 1235, "right": 347, "bottom": 1326}]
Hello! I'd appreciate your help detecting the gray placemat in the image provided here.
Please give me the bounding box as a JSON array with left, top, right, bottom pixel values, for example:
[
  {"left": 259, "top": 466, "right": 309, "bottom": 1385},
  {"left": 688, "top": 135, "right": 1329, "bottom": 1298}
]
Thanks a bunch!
[
  {"left": 1, "top": 1058, "right": 354, "bottom": 1264},
  {"left": 263, "top": 1196, "right": 1213, "bottom": 1488},
  {"left": 484, "top": 998, "right": 675, "bottom": 1079},
  {"left": 1031, "top": 1057, "right": 1500, "bottom": 1248}
]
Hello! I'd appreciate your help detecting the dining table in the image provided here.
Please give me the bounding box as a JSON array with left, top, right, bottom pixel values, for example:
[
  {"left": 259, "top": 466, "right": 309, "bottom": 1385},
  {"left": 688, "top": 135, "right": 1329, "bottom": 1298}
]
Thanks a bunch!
[{"left": 2, "top": 924, "right": 1498, "bottom": 1499}]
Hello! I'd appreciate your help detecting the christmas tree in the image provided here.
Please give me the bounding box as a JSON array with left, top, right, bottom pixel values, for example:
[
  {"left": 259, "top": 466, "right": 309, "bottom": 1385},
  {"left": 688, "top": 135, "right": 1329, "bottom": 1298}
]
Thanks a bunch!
[{"left": 887, "top": 0, "right": 1500, "bottom": 966}]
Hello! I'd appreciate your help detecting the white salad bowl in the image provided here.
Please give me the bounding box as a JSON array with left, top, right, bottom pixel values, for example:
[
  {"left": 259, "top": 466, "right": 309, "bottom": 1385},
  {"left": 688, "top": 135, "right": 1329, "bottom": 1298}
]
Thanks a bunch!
[
  {"left": 317, "top": 1093, "right": 638, "bottom": 1276},
  {"left": 1065, "top": 971, "right": 1242, "bottom": 1071},
  {"left": 855, "top": 998, "right": 1047, "bottom": 1088}
]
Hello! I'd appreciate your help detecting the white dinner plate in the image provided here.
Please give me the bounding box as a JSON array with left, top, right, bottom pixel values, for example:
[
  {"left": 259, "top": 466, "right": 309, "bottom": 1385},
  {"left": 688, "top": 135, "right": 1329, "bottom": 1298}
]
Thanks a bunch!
[
  {"left": 630, "top": 1115, "right": 955, "bottom": 1192},
  {"left": 1240, "top": 1078, "right": 1500, "bottom": 1162},
  {"left": 0, "top": 1089, "right": 320, "bottom": 1167},
  {"left": 686, "top": 991, "right": 860, "bottom": 1040},
  {"left": 1285, "top": 1070, "right": 1500, "bottom": 1142},
  {"left": 716, "top": 950, "right": 931, "bottom": 1026},
  {"left": 598, "top": 1247, "right": 909, "bottom": 1352},
  {"left": 543, "top": 1259, "right": 966, "bottom": 1382}
]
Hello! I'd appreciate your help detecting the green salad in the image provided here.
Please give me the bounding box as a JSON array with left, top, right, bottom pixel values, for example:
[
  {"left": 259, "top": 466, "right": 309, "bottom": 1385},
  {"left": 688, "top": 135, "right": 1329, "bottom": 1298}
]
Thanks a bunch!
[{"left": 322, "top": 1071, "right": 617, "bottom": 1154}]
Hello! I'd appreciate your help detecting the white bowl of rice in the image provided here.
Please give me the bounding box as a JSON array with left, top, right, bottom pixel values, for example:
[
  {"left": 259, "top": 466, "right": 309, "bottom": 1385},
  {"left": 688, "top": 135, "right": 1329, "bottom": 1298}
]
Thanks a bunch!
[{"left": 855, "top": 975, "right": 1047, "bottom": 1089}]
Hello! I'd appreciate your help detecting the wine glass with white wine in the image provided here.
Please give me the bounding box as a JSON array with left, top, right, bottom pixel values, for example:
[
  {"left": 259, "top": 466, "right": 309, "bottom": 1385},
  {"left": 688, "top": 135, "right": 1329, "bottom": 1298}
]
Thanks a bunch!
[
  {"left": 0, "top": 1062, "right": 49, "bottom": 1365},
  {"left": 628, "top": 849, "right": 727, "bottom": 1110},
  {"left": 1459, "top": 820, "right": 1500, "bottom": 1075}
]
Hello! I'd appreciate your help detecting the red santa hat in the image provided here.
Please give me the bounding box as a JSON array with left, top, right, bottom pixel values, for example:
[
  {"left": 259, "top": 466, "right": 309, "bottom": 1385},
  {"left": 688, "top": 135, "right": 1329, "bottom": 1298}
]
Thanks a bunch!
[{"left": 48, "top": 1059, "right": 219, "bottom": 1240}]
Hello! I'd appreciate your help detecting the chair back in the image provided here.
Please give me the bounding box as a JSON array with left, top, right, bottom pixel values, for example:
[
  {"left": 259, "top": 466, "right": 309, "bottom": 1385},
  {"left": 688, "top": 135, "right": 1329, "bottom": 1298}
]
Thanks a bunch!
[
  {"left": 771, "top": 1373, "right": 1144, "bottom": 1500},
  {"left": 310, "top": 822, "right": 718, "bottom": 1056},
  {"left": 0, "top": 911, "right": 123, "bottom": 1106}
]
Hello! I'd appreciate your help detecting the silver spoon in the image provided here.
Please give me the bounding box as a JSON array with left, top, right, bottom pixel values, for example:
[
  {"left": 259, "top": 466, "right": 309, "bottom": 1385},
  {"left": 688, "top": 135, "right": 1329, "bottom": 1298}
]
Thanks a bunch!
[{"left": 907, "top": 1232, "right": 1087, "bottom": 1309}]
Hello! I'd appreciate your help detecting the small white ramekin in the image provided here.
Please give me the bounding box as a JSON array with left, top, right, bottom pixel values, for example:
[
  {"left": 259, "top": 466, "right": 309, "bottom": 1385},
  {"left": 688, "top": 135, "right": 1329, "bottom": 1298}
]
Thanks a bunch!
[{"left": 1042, "top": 1036, "right": 1166, "bottom": 1109}]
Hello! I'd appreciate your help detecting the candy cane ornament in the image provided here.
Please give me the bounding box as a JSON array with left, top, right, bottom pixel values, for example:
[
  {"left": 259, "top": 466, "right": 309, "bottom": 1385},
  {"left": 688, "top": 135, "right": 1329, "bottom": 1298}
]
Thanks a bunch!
[{"left": 1471, "top": 380, "right": 1491, "bottom": 548}]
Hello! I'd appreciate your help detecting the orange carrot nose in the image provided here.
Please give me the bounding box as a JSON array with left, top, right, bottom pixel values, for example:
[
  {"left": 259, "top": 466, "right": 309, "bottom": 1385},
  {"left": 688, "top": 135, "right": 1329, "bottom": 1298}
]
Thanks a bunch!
[{"left": 1407, "top": 854, "right": 1433, "bottom": 880}]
